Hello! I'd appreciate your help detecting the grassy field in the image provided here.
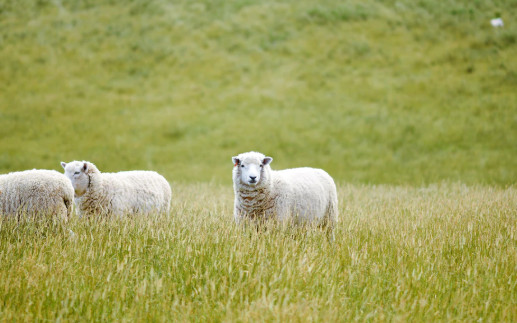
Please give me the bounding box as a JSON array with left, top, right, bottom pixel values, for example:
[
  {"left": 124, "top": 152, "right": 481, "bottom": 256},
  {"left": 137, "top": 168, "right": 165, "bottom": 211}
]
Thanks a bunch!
[
  {"left": 1, "top": 0, "right": 517, "bottom": 321},
  {"left": 0, "top": 183, "right": 516, "bottom": 321},
  {"left": 1, "top": 0, "right": 516, "bottom": 184}
]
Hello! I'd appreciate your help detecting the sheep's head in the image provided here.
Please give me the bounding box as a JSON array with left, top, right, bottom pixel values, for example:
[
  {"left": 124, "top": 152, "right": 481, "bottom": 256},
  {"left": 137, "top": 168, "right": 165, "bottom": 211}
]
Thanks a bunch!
[
  {"left": 232, "top": 151, "right": 273, "bottom": 187},
  {"left": 61, "top": 161, "right": 94, "bottom": 197}
]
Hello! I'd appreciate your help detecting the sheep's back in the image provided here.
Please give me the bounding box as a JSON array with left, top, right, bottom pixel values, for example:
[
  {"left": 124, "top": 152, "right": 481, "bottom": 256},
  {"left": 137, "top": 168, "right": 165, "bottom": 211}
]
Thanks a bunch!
[
  {"left": 272, "top": 167, "right": 336, "bottom": 221},
  {"left": 0, "top": 170, "right": 74, "bottom": 218},
  {"left": 101, "top": 171, "right": 171, "bottom": 214}
]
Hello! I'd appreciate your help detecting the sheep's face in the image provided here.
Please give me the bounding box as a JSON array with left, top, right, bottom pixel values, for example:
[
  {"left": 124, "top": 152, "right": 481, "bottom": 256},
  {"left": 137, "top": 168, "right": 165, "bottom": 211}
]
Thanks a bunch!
[
  {"left": 61, "top": 161, "right": 90, "bottom": 197},
  {"left": 232, "top": 152, "right": 273, "bottom": 187}
]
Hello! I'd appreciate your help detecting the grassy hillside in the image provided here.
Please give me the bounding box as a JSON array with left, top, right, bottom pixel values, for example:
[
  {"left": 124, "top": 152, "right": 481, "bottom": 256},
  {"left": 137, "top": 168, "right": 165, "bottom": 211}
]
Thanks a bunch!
[
  {"left": 1, "top": 0, "right": 516, "bottom": 184},
  {"left": 0, "top": 183, "right": 516, "bottom": 321}
]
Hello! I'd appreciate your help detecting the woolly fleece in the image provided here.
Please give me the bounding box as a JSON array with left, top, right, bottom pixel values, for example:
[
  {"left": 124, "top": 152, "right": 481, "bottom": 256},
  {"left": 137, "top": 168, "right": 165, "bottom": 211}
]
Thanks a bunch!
[{"left": 0, "top": 169, "right": 74, "bottom": 220}]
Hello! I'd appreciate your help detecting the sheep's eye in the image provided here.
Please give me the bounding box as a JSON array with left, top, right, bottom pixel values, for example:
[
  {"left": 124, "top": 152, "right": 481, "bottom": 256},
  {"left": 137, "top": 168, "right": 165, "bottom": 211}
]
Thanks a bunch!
[
  {"left": 260, "top": 165, "right": 263, "bottom": 168},
  {"left": 241, "top": 164, "right": 245, "bottom": 168},
  {"left": 74, "top": 172, "right": 80, "bottom": 175}
]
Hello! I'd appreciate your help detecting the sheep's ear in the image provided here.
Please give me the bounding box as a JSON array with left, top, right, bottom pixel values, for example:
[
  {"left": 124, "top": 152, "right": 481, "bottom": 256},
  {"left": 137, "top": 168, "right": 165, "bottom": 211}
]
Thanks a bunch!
[
  {"left": 232, "top": 157, "right": 240, "bottom": 167},
  {"left": 83, "top": 162, "right": 88, "bottom": 172},
  {"left": 263, "top": 157, "right": 273, "bottom": 166},
  {"left": 60, "top": 162, "right": 67, "bottom": 169}
]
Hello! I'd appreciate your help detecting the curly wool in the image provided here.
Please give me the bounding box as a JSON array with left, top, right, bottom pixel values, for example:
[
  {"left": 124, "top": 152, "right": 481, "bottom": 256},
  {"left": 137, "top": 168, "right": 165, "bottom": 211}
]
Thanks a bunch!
[
  {"left": 75, "top": 162, "right": 171, "bottom": 217},
  {"left": 0, "top": 169, "right": 74, "bottom": 220},
  {"left": 232, "top": 152, "right": 338, "bottom": 229}
]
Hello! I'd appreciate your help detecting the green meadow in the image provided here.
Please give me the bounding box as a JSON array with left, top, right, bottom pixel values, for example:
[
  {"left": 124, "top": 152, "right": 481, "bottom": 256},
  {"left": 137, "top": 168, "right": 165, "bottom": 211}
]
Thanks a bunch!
[
  {"left": 1, "top": 0, "right": 516, "bottom": 184},
  {"left": 1, "top": 184, "right": 516, "bottom": 321},
  {"left": 1, "top": 0, "right": 516, "bottom": 321}
]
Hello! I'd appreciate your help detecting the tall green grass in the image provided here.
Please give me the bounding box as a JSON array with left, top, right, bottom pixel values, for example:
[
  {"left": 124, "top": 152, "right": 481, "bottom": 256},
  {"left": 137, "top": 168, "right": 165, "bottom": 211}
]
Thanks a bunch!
[
  {"left": 1, "top": 0, "right": 516, "bottom": 184},
  {"left": 0, "top": 183, "right": 515, "bottom": 321}
]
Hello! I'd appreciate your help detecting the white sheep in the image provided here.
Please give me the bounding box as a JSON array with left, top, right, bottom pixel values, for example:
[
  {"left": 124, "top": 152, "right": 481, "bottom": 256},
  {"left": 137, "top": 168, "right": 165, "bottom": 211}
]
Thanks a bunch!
[
  {"left": 60, "top": 161, "right": 172, "bottom": 217},
  {"left": 490, "top": 18, "right": 504, "bottom": 28},
  {"left": 0, "top": 169, "right": 75, "bottom": 220},
  {"left": 232, "top": 151, "right": 338, "bottom": 232}
]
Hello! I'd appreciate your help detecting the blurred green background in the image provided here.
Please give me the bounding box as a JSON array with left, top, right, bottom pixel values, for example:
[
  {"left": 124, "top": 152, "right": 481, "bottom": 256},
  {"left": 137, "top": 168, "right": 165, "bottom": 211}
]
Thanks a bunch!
[{"left": 1, "top": 0, "right": 516, "bottom": 185}]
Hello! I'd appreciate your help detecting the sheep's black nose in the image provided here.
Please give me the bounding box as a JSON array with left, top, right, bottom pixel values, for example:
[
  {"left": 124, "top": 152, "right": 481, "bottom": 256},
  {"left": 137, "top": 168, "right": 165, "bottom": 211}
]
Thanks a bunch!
[{"left": 249, "top": 176, "right": 257, "bottom": 181}]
